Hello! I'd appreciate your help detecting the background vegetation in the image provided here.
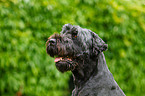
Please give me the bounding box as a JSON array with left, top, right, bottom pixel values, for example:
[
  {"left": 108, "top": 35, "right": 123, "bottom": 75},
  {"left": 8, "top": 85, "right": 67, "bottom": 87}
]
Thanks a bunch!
[{"left": 0, "top": 0, "right": 145, "bottom": 96}]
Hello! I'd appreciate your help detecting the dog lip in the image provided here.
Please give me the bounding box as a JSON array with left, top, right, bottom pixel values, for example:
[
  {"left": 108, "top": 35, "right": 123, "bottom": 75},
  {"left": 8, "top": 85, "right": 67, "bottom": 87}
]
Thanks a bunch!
[
  {"left": 55, "top": 57, "right": 63, "bottom": 62},
  {"left": 54, "top": 57, "right": 72, "bottom": 63}
]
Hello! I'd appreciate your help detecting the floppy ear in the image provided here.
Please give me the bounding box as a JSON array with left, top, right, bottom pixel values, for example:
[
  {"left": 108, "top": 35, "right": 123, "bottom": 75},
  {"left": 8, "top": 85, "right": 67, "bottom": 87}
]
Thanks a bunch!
[{"left": 91, "top": 31, "right": 108, "bottom": 56}]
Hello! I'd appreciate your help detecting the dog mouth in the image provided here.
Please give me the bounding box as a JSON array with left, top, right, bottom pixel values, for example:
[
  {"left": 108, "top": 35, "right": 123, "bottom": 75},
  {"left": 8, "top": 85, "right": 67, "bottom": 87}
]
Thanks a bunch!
[
  {"left": 54, "top": 57, "right": 72, "bottom": 63},
  {"left": 46, "top": 45, "right": 73, "bottom": 63},
  {"left": 54, "top": 56, "right": 78, "bottom": 73}
]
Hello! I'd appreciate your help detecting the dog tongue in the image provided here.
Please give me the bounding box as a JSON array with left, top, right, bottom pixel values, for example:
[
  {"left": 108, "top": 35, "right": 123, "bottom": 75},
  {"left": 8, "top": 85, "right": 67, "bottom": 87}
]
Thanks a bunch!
[
  {"left": 55, "top": 57, "right": 62, "bottom": 62},
  {"left": 54, "top": 57, "right": 72, "bottom": 62}
]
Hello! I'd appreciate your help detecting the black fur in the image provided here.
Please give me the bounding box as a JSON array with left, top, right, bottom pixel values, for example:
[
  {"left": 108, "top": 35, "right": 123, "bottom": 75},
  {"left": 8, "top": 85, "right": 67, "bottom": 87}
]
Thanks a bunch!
[{"left": 46, "top": 24, "right": 125, "bottom": 96}]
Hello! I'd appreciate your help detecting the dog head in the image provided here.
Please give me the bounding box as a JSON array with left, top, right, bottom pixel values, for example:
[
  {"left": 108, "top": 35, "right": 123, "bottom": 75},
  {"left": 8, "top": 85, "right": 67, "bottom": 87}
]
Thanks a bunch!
[{"left": 46, "top": 24, "right": 107, "bottom": 72}]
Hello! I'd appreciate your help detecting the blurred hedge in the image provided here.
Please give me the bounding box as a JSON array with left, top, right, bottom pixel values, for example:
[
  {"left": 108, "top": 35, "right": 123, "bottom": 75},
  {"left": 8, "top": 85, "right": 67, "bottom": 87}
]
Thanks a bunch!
[{"left": 0, "top": 0, "right": 145, "bottom": 96}]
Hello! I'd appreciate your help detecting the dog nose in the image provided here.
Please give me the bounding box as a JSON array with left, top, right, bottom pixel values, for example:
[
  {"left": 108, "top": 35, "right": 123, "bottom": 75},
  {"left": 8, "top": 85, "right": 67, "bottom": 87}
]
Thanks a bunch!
[{"left": 49, "top": 39, "right": 56, "bottom": 45}]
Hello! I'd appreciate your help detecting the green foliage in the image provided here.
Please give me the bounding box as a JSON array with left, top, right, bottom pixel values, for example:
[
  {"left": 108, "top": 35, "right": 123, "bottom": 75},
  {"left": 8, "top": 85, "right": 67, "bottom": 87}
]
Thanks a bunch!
[{"left": 0, "top": 0, "right": 145, "bottom": 96}]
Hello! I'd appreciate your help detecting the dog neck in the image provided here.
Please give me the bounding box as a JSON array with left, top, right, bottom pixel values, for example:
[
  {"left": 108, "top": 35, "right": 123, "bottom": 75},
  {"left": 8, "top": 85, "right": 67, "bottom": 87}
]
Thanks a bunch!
[{"left": 72, "top": 52, "right": 111, "bottom": 93}]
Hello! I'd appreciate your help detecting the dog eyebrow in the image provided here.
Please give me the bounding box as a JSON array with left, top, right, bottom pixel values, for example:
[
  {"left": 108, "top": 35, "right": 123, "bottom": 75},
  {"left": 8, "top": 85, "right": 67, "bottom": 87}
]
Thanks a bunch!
[{"left": 62, "top": 31, "right": 72, "bottom": 38}]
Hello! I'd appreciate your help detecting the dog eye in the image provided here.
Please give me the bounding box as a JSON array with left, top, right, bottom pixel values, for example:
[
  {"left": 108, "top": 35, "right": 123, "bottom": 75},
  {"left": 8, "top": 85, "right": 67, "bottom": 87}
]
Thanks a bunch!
[{"left": 72, "top": 32, "right": 77, "bottom": 38}]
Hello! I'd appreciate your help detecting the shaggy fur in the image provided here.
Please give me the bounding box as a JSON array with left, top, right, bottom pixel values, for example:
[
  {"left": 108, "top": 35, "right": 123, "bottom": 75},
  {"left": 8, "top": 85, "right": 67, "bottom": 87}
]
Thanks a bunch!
[{"left": 46, "top": 24, "right": 125, "bottom": 96}]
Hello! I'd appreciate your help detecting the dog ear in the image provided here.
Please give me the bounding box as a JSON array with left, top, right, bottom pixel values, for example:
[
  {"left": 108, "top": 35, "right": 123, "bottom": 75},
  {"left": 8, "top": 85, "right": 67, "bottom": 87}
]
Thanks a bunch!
[{"left": 91, "top": 31, "right": 108, "bottom": 56}]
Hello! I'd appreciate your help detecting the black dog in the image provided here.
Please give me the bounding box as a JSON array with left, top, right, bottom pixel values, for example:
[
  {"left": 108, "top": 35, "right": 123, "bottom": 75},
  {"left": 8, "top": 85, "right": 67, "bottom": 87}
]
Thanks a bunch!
[{"left": 46, "top": 24, "right": 125, "bottom": 96}]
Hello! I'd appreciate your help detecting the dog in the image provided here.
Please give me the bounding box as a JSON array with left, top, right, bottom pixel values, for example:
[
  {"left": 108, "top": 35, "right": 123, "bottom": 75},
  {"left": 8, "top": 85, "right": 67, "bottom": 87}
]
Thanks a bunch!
[{"left": 46, "top": 24, "right": 125, "bottom": 96}]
